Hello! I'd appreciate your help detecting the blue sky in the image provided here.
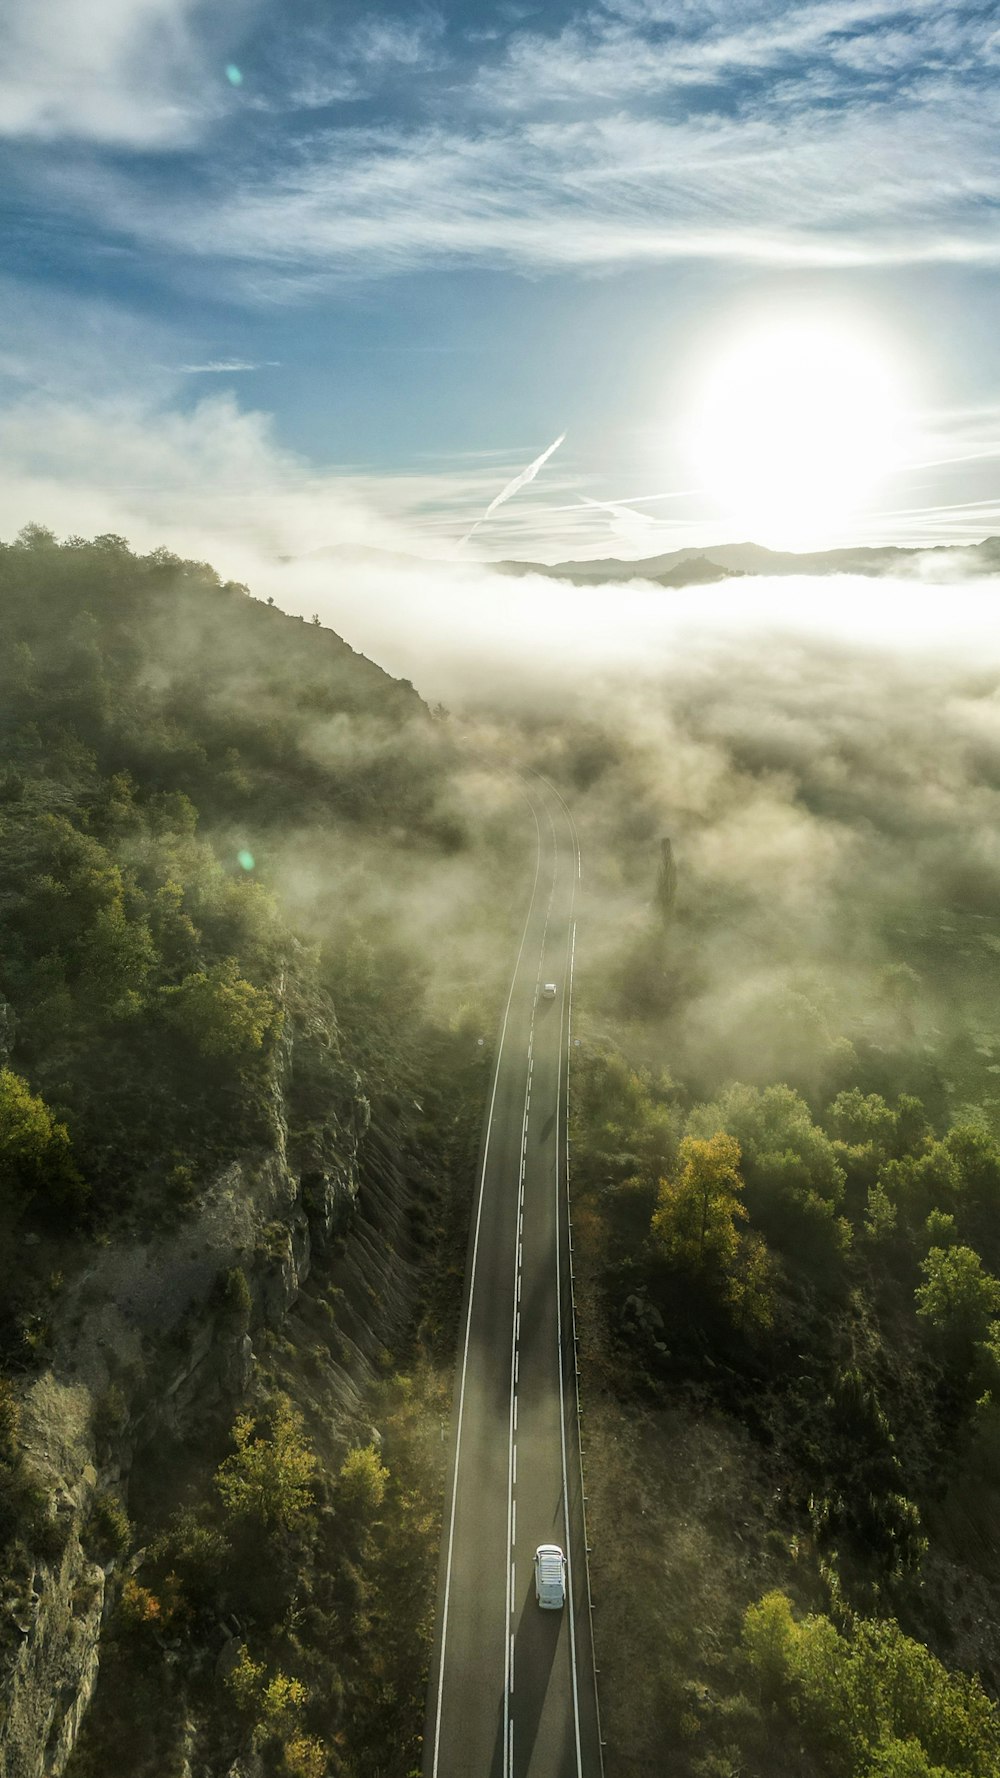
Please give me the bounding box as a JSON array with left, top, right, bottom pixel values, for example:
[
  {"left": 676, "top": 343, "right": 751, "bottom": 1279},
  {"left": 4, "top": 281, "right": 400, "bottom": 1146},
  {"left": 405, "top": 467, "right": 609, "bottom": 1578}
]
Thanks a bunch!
[{"left": 2, "top": 0, "right": 999, "bottom": 562}]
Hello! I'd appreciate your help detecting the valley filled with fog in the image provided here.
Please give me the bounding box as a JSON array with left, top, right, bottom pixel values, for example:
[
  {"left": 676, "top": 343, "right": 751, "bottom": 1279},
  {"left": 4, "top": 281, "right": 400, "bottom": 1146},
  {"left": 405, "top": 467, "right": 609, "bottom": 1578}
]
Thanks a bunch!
[{"left": 3, "top": 524, "right": 1000, "bottom": 1778}]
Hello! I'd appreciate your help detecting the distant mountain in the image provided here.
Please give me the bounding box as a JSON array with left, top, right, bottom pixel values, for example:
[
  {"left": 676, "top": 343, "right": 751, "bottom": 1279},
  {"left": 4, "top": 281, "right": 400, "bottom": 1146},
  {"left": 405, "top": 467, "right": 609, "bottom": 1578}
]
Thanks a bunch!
[{"left": 497, "top": 535, "right": 1000, "bottom": 587}]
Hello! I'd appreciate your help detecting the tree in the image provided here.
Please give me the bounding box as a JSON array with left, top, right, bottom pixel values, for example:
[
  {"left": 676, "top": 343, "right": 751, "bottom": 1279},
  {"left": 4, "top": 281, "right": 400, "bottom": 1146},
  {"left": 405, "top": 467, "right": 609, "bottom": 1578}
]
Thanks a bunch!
[
  {"left": 687, "top": 1083, "right": 847, "bottom": 1262},
  {"left": 742, "top": 1591, "right": 1000, "bottom": 1775},
  {"left": 215, "top": 1399, "right": 316, "bottom": 1531},
  {"left": 0, "top": 1067, "right": 83, "bottom": 1211},
  {"left": 652, "top": 1132, "right": 745, "bottom": 1273},
  {"left": 826, "top": 1088, "right": 896, "bottom": 1149},
  {"left": 915, "top": 1246, "right": 1000, "bottom": 1364},
  {"left": 336, "top": 1443, "right": 389, "bottom": 1516},
  {"left": 650, "top": 1132, "right": 772, "bottom": 1324},
  {"left": 161, "top": 958, "right": 279, "bottom": 1061},
  {"left": 78, "top": 901, "right": 155, "bottom": 1014},
  {"left": 879, "top": 1142, "right": 962, "bottom": 1228}
]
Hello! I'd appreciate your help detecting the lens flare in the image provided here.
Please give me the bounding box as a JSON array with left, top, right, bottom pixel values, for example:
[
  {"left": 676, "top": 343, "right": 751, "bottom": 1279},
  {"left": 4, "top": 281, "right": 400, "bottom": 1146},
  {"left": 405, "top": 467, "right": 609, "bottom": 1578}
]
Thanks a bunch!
[
  {"left": 237, "top": 849, "right": 255, "bottom": 871},
  {"left": 225, "top": 64, "right": 243, "bottom": 87}
]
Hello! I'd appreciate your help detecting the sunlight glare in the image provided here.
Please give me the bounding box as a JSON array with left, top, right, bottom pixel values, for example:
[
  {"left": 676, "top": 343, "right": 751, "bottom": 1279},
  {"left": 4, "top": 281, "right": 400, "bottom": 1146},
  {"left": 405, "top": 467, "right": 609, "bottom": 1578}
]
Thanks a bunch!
[{"left": 687, "top": 315, "right": 907, "bottom": 547}]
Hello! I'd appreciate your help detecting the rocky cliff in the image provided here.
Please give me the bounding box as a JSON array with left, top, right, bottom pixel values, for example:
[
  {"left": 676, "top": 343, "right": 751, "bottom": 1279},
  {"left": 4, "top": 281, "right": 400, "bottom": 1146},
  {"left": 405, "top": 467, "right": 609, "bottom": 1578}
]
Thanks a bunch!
[{"left": 0, "top": 1017, "right": 430, "bottom": 1778}]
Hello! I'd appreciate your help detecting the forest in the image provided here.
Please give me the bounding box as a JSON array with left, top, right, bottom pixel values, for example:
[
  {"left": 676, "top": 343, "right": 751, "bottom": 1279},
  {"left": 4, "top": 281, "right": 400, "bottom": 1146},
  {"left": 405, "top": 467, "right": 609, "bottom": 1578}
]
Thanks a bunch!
[
  {"left": 549, "top": 642, "right": 1000, "bottom": 1777},
  {"left": 0, "top": 527, "right": 521, "bottom": 1778},
  {"left": 5, "top": 526, "right": 1000, "bottom": 1778}
]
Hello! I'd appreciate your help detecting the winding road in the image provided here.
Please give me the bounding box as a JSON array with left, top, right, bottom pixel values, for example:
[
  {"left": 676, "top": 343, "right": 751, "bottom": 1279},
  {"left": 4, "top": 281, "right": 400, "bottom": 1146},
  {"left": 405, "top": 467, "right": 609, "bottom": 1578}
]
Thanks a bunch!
[{"left": 423, "top": 776, "right": 603, "bottom": 1778}]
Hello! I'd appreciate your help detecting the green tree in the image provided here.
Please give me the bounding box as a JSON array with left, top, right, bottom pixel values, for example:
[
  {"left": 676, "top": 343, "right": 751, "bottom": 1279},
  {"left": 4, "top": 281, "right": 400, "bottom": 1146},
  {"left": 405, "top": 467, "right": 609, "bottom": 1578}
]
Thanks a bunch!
[
  {"left": 78, "top": 900, "right": 155, "bottom": 1014},
  {"left": 161, "top": 958, "right": 279, "bottom": 1061},
  {"left": 687, "top": 1082, "right": 847, "bottom": 1262},
  {"left": 879, "top": 1143, "right": 962, "bottom": 1228},
  {"left": 743, "top": 1591, "right": 1000, "bottom": 1775},
  {"left": 915, "top": 1246, "right": 1000, "bottom": 1365},
  {"left": 826, "top": 1089, "right": 897, "bottom": 1149},
  {"left": 0, "top": 1068, "right": 82, "bottom": 1211}
]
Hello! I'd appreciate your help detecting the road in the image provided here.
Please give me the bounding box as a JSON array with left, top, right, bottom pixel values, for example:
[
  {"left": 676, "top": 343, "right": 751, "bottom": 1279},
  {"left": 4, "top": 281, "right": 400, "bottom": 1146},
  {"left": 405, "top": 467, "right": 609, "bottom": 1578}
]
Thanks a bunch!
[{"left": 424, "top": 775, "right": 603, "bottom": 1778}]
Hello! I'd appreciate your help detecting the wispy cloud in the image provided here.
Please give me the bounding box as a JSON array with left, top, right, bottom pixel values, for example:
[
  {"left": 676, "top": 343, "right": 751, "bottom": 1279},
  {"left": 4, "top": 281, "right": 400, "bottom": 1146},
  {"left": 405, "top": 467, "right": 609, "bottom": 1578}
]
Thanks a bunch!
[
  {"left": 76, "top": 86, "right": 1000, "bottom": 285},
  {"left": 178, "top": 359, "right": 279, "bottom": 373},
  {"left": 4, "top": 3, "right": 998, "bottom": 276},
  {"left": 472, "top": 0, "right": 999, "bottom": 111},
  {"left": 284, "top": 12, "right": 447, "bottom": 110}
]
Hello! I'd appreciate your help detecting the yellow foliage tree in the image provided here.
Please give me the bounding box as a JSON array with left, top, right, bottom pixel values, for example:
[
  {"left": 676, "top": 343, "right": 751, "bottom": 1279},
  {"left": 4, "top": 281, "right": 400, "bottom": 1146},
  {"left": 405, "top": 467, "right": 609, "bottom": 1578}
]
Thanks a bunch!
[
  {"left": 651, "top": 1132, "right": 746, "bottom": 1274},
  {"left": 215, "top": 1398, "right": 316, "bottom": 1531},
  {"left": 651, "top": 1132, "right": 772, "bottom": 1325}
]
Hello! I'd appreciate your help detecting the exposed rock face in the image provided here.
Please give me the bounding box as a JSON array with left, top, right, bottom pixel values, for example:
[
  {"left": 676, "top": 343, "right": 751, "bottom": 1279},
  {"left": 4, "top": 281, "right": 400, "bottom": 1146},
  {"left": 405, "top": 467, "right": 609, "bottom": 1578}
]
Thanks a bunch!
[
  {"left": 1, "top": 1541, "right": 104, "bottom": 1778},
  {"left": 0, "top": 1051, "right": 384, "bottom": 1778}
]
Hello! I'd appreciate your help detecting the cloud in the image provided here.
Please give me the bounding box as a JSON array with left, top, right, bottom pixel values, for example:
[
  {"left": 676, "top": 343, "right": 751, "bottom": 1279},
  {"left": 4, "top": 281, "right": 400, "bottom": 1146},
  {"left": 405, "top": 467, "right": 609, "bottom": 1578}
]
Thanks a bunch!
[
  {"left": 4, "top": 2, "right": 997, "bottom": 279},
  {"left": 178, "top": 359, "right": 280, "bottom": 373},
  {"left": 472, "top": 0, "right": 998, "bottom": 110},
  {"left": 71, "top": 76, "right": 1000, "bottom": 285},
  {"left": 4, "top": 371, "right": 999, "bottom": 706},
  {"left": 0, "top": 0, "right": 251, "bottom": 147},
  {"left": 284, "top": 12, "right": 447, "bottom": 110}
]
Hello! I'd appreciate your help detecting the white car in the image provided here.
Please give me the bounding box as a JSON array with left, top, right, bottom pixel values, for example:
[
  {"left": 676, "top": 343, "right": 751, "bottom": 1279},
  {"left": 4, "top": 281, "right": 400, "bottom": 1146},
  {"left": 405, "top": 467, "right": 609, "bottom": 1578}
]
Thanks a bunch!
[
  {"left": 534, "top": 1544, "right": 567, "bottom": 1610},
  {"left": 540, "top": 982, "right": 557, "bottom": 1001}
]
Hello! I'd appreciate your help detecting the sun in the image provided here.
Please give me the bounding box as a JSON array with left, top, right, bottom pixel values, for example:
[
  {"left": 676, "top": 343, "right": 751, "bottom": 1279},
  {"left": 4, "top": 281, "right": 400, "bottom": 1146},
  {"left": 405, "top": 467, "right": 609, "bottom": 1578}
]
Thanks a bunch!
[{"left": 686, "top": 314, "right": 906, "bottom": 547}]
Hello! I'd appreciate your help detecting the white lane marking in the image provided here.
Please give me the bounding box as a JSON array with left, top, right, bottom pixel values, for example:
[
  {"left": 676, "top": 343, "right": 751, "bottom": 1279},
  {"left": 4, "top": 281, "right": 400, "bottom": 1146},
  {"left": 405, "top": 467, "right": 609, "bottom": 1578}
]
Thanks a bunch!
[
  {"left": 562, "top": 831, "right": 606, "bottom": 1775},
  {"left": 513, "top": 1443, "right": 517, "bottom": 1484},
  {"left": 506, "top": 998, "right": 534, "bottom": 1777},
  {"left": 431, "top": 791, "right": 543, "bottom": 1778},
  {"left": 518, "top": 1242, "right": 522, "bottom": 1269},
  {"left": 512, "top": 1498, "right": 516, "bottom": 1544},
  {"left": 510, "top": 1635, "right": 515, "bottom": 1695},
  {"left": 554, "top": 802, "right": 585, "bottom": 1778},
  {"left": 531, "top": 768, "right": 583, "bottom": 886}
]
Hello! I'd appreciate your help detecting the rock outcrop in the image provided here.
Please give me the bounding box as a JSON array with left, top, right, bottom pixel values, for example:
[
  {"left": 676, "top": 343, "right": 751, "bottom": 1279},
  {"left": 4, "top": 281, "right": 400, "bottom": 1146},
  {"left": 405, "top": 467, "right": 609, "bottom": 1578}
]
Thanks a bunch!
[{"left": 0, "top": 1042, "right": 401, "bottom": 1778}]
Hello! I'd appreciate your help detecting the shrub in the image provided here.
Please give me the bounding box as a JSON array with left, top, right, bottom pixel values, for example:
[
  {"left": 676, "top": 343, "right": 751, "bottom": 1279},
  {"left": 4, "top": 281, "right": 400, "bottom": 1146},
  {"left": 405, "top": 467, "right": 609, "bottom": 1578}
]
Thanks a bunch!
[
  {"left": 89, "top": 1492, "right": 132, "bottom": 1557},
  {"left": 336, "top": 1443, "right": 389, "bottom": 1516},
  {"left": 119, "top": 1577, "right": 162, "bottom": 1626},
  {"left": 282, "top": 1734, "right": 328, "bottom": 1778}
]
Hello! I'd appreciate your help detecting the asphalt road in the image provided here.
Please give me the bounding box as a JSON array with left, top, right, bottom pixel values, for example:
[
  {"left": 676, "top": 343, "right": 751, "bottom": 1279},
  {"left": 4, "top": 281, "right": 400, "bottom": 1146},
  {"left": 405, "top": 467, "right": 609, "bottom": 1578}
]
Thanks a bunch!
[{"left": 424, "top": 776, "right": 603, "bottom": 1778}]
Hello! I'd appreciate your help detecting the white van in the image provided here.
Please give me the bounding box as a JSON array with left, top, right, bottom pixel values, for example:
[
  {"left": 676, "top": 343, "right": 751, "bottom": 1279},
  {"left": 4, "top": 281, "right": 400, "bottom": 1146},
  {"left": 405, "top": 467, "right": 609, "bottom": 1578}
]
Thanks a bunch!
[
  {"left": 534, "top": 1544, "right": 567, "bottom": 1609},
  {"left": 540, "top": 982, "right": 557, "bottom": 1001}
]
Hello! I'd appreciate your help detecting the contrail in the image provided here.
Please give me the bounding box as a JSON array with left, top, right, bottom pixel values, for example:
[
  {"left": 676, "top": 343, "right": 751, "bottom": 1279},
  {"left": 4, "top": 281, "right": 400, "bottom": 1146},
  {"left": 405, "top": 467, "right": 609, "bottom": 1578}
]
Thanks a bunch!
[{"left": 457, "top": 432, "right": 566, "bottom": 548}]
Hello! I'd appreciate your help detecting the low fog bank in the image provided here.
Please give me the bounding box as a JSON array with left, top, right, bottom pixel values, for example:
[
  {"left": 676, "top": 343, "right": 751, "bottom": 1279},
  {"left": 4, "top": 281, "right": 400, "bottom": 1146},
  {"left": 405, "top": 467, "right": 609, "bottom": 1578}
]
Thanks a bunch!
[
  {"left": 253, "top": 553, "right": 1000, "bottom": 710},
  {"left": 501, "top": 623, "right": 1000, "bottom": 1130}
]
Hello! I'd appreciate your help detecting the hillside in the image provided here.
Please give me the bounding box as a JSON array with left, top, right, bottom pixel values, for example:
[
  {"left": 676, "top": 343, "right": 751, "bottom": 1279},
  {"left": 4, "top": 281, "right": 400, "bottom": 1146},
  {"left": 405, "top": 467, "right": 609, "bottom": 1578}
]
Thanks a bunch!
[{"left": 0, "top": 527, "right": 524, "bottom": 1778}]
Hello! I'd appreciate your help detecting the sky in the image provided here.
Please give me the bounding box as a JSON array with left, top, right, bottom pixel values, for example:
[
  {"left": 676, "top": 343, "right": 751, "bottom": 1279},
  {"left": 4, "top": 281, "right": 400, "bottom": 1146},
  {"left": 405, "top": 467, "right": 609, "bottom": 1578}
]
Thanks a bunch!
[{"left": 2, "top": 0, "right": 999, "bottom": 564}]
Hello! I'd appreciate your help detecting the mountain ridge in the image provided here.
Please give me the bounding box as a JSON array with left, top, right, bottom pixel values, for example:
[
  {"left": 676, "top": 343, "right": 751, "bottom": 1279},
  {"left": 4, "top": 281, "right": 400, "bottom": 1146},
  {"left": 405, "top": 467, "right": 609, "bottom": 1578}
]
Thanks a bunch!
[{"left": 496, "top": 534, "right": 1000, "bottom": 586}]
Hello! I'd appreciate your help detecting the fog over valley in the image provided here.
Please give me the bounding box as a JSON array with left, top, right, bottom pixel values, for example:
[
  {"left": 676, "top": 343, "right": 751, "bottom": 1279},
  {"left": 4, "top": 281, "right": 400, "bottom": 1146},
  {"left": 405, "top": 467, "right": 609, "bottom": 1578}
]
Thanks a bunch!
[{"left": 4, "top": 1, "right": 1000, "bottom": 1775}]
